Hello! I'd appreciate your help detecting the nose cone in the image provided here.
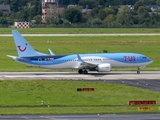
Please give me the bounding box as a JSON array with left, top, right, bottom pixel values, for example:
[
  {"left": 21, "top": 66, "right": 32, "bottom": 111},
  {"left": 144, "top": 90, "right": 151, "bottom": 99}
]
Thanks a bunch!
[{"left": 147, "top": 58, "right": 153, "bottom": 65}]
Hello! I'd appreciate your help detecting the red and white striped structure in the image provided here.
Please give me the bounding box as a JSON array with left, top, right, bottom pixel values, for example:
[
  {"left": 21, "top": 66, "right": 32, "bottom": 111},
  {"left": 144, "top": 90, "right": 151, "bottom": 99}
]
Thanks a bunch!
[
  {"left": 14, "top": 22, "right": 30, "bottom": 28},
  {"left": 42, "top": 0, "right": 58, "bottom": 23}
]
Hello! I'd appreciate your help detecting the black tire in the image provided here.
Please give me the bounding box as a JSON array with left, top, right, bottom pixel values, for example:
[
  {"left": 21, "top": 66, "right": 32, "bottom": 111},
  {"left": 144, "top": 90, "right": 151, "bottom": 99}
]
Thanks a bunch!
[
  {"left": 78, "top": 69, "right": 83, "bottom": 74},
  {"left": 137, "top": 71, "right": 140, "bottom": 74},
  {"left": 84, "top": 70, "right": 88, "bottom": 74}
]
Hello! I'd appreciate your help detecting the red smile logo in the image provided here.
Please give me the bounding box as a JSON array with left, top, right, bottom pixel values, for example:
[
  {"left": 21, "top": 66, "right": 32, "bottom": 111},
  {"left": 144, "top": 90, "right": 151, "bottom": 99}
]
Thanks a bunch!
[{"left": 17, "top": 43, "right": 28, "bottom": 52}]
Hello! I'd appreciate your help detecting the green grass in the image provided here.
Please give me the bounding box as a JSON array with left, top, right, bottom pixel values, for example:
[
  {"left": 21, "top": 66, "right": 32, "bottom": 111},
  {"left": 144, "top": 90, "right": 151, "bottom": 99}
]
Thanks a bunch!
[
  {"left": 1, "top": 36, "right": 160, "bottom": 71},
  {"left": 0, "top": 80, "right": 159, "bottom": 106},
  {"left": 0, "top": 80, "right": 160, "bottom": 114},
  {"left": 1, "top": 107, "right": 160, "bottom": 115},
  {"left": 1, "top": 28, "right": 160, "bottom": 34}
]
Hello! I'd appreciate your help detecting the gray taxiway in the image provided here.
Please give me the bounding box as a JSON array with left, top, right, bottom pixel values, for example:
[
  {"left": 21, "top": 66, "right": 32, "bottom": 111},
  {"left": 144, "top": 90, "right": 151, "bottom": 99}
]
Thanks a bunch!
[
  {"left": 1, "top": 113, "right": 160, "bottom": 120},
  {"left": 0, "top": 71, "right": 159, "bottom": 80}
]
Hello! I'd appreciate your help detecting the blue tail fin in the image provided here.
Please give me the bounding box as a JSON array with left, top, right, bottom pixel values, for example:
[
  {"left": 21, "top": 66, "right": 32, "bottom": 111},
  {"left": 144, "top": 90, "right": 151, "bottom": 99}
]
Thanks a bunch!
[{"left": 12, "top": 30, "right": 48, "bottom": 57}]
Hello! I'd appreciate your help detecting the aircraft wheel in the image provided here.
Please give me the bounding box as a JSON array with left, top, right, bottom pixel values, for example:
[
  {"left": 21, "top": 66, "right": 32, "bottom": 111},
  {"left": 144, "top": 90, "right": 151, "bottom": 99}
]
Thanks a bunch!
[
  {"left": 137, "top": 67, "right": 140, "bottom": 74},
  {"left": 137, "top": 71, "right": 140, "bottom": 74},
  {"left": 83, "top": 70, "right": 88, "bottom": 74},
  {"left": 78, "top": 69, "right": 83, "bottom": 74}
]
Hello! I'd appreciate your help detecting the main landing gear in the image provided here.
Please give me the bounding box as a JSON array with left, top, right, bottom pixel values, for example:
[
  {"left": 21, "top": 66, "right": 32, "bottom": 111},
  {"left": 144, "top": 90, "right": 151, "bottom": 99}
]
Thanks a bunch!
[
  {"left": 137, "top": 67, "right": 140, "bottom": 74},
  {"left": 78, "top": 69, "right": 88, "bottom": 74}
]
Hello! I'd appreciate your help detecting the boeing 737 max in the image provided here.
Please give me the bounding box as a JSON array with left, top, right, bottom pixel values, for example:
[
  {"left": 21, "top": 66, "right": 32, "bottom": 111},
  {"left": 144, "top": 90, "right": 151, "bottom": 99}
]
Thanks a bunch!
[{"left": 7, "top": 30, "right": 153, "bottom": 74}]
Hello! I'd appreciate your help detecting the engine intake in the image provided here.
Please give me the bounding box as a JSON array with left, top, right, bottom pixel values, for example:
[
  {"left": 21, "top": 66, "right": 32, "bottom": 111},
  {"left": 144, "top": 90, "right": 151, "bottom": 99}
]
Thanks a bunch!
[{"left": 97, "top": 63, "right": 111, "bottom": 72}]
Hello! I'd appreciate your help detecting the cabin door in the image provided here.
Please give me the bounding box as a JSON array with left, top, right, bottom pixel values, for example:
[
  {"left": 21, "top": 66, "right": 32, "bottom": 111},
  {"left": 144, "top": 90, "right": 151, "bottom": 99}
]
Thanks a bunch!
[
  {"left": 136, "top": 57, "right": 139, "bottom": 62},
  {"left": 38, "top": 58, "right": 42, "bottom": 65}
]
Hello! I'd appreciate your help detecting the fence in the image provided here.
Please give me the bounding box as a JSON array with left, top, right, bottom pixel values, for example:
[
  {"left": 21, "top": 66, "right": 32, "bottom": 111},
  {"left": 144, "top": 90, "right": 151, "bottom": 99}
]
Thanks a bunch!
[{"left": 1, "top": 24, "right": 160, "bottom": 28}]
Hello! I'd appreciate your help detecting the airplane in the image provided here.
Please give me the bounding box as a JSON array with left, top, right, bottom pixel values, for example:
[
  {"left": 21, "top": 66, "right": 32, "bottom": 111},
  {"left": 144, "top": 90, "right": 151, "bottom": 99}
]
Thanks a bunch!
[{"left": 7, "top": 30, "right": 153, "bottom": 74}]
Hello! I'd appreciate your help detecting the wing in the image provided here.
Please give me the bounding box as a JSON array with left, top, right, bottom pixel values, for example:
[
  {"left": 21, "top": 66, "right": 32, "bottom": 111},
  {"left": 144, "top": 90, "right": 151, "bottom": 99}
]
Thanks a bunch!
[{"left": 75, "top": 54, "right": 97, "bottom": 69}]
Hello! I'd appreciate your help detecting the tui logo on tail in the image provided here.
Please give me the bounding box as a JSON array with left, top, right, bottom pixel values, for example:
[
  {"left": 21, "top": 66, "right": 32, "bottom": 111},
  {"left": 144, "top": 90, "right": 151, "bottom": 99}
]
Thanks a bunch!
[{"left": 17, "top": 43, "right": 28, "bottom": 52}]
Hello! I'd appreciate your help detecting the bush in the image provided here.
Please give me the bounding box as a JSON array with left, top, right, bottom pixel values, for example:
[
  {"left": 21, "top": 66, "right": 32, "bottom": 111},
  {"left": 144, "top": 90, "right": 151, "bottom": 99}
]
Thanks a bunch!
[{"left": 91, "top": 18, "right": 102, "bottom": 25}]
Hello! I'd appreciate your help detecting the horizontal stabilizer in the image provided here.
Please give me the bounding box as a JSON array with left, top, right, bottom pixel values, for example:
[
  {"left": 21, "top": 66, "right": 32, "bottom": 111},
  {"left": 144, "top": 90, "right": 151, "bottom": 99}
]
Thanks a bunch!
[{"left": 7, "top": 55, "right": 29, "bottom": 61}]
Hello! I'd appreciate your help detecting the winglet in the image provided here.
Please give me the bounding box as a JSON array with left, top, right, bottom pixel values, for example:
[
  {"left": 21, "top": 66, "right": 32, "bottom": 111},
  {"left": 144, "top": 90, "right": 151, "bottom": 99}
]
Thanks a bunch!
[
  {"left": 48, "top": 48, "right": 55, "bottom": 55},
  {"left": 77, "top": 54, "right": 83, "bottom": 62},
  {"left": 75, "top": 54, "right": 83, "bottom": 69}
]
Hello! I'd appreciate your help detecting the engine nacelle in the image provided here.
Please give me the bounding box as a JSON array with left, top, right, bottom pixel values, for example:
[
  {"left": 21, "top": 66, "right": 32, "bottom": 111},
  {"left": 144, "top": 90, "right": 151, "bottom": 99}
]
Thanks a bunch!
[{"left": 97, "top": 63, "right": 112, "bottom": 72}]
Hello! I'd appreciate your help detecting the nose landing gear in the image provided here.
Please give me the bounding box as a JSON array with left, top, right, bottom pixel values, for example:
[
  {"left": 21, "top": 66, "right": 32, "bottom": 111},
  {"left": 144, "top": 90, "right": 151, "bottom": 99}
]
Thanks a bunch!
[{"left": 137, "top": 67, "right": 140, "bottom": 74}]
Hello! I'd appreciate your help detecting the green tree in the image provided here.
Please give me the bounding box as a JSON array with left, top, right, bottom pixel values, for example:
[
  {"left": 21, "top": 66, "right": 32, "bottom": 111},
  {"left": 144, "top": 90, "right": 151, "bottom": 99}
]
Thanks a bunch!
[
  {"left": 81, "top": 15, "right": 88, "bottom": 23},
  {"left": 112, "top": 0, "right": 122, "bottom": 5},
  {"left": 0, "top": 17, "right": 8, "bottom": 24},
  {"left": 138, "top": 6, "right": 151, "bottom": 13},
  {"left": 98, "top": 8, "right": 115, "bottom": 20},
  {"left": 7, "top": 18, "right": 14, "bottom": 24},
  {"left": 142, "top": 10, "right": 150, "bottom": 18},
  {"left": 46, "top": 16, "right": 56, "bottom": 24},
  {"left": 15, "top": 7, "right": 30, "bottom": 22},
  {"left": 103, "top": 14, "right": 115, "bottom": 25},
  {"left": 16, "top": 3, "right": 38, "bottom": 22},
  {"left": 140, "top": 0, "right": 156, "bottom": 5},
  {"left": 154, "top": 8, "right": 160, "bottom": 12},
  {"left": 3, "top": 0, "right": 12, "bottom": 4},
  {"left": 98, "top": 9, "right": 107, "bottom": 20},
  {"left": 134, "top": 0, "right": 144, "bottom": 11},
  {"left": 9, "top": 0, "right": 34, "bottom": 13},
  {"left": 91, "top": 18, "right": 102, "bottom": 25},
  {"left": 59, "top": 0, "right": 80, "bottom": 5},
  {"left": 20, "top": 6, "right": 30, "bottom": 21},
  {"left": 33, "top": 15, "right": 42, "bottom": 24},
  {"left": 62, "top": 19, "right": 70, "bottom": 25},
  {"left": 30, "top": 1, "right": 41, "bottom": 16},
  {"left": 110, "top": 6, "right": 119, "bottom": 15},
  {"left": 106, "top": 0, "right": 122, "bottom": 6},
  {"left": 15, "top": 11, "right": 23, "bottom": 21},
  {"left": 63, "top": 7, "right": 82, "bottom": 23},
  {"left": 156, "top": 0, "right": 160, "bottom": 5},
  {"left": 78, "top": 0, "right": 99, "bottom": 9},
  {"left": 116, "top": 6, "right": 135, "bottom": 25},
  {"left": 121, "top": 0, "right": 138, "bottom": 5},
  {"left": 103, "top": 8, "right": 115, "bottom": 15},
  {"left": 138, "top": 10, "right": 150, "bottom": 25},
  {"left": 11, "top": 0, "right": 19, "bottom": 12},
  {"left": 90, "top": 7, "right": 101, "bottom": 18},
  {"left": 9, "top": 12, "right": 16, "bottom": 19},
  {"left": 0, "top": 10, "right": 3, "bottom": 17},
  {"left": 149, "top": 12, "right": 159, "bottom": 25}
]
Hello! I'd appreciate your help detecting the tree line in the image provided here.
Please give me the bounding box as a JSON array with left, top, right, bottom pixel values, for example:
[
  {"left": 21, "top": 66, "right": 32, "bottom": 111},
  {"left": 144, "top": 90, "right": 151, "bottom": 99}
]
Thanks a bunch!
[{"left": 0, "top": 0, "right": 160, "bottom": 26}]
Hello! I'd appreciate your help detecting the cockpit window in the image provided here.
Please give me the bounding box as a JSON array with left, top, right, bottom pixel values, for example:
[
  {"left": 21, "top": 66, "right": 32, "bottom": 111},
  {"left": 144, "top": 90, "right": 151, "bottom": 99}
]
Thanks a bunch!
[{"left": 143, "top": 57, "right": 146, "bottom": 59}]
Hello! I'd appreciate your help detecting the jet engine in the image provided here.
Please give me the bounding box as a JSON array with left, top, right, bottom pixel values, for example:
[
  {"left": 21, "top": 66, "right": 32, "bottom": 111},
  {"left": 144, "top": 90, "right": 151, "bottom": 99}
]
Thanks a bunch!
[{"left": 97, "top": 63, "right": 111, "bottom": 72}]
